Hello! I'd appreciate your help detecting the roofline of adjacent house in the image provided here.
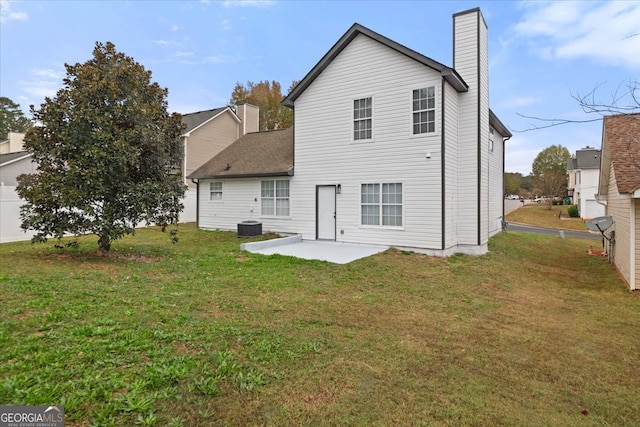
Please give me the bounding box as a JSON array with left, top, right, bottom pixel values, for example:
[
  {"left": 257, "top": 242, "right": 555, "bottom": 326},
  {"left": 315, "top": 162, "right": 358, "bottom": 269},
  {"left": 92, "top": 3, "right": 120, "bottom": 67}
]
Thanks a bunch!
[
  {"left": 489, "top": 109, "right": 512, "bottom": 138},
  {"left": 0, "top": 152, "right": 32, "bottom": 167},
  {"left": 181, "top": 106, "right": 240, "bottom": 137},
  {"left": 282, "top": 23, "right": 468, "bottom": 108}
]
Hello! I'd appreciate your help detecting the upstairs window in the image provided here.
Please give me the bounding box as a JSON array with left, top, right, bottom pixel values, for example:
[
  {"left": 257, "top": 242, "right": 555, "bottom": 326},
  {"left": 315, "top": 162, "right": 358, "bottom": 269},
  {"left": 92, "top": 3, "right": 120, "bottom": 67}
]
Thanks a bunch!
[
  {"left": 209, "top": 182, "right": 223, "bottom": 201},
  {"left": 412, "top": 87, "right": 435, "bottom": 134},
  {"left": 489, "top": 128, "right": 495, "bottom": 152},
  {"left": 261, "top": 179, "right": 290, "bottom": 216},
  {"left": 353, "top": 97, "right": 372, "bottom": 141}
]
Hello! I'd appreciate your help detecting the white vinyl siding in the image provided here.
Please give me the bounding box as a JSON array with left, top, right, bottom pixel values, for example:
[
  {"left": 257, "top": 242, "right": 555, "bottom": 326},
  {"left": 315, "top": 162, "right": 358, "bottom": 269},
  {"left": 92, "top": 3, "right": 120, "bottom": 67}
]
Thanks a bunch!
[
  {"left": 261, "top": 179, "right": 290, "bottom": 217},
  {"left": 606, "top": 167, "right": 632, "bottom": 287},
  {"left": 361, "top": 183, "right": 403, "bottom": 227},
  {"left": 454, "top": 10, "right": 490, "bottom": 248},
  {"left": 209, "top": 182, "right": 222, "bottom": 201},
  {"left": 412, "top": 87, "right": 435, "bottom": 134},
  {"left": 198, "top": 178, "right": 298, "bottom": 234},
  {"left": 291, "top": 34, "right": 443, "bottom": 249},
  {"left": 353, "top": 97, "right": 372, "bottom": 141}
]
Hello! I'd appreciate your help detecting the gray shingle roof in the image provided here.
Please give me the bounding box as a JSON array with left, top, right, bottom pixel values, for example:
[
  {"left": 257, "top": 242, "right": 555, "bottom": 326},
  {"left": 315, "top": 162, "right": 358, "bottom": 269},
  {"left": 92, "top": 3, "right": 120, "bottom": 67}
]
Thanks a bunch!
[
  {"left": 182, "top": 107, "right": 230, "bottom": 134},
  {"left": 0, "top": 151, "right": 31, "bottom": 166},
  {"left": 575, "top": 148, "right": 601, "bottom": 169},
  {"left": 187, "top": 127, "right": 293, "bottom": 179}
]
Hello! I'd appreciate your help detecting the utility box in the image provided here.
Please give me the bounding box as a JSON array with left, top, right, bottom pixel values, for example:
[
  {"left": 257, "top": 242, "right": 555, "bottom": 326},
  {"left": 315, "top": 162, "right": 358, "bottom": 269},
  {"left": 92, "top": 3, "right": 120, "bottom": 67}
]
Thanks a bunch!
[{"left": 237, "top": 221, "right": 262, "bottom": 237}]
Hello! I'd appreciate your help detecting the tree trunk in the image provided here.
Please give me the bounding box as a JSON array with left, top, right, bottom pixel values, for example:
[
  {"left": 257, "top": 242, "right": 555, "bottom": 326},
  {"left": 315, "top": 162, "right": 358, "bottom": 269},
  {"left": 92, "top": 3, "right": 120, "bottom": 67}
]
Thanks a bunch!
[{"left": 98, "top": 234, "right": 111, "bottom": 253}]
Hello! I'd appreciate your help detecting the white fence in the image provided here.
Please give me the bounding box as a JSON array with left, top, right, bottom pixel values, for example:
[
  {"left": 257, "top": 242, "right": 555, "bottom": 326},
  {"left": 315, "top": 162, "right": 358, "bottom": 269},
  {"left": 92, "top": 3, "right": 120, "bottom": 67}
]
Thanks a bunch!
[{"left": 0, "top": 186, "right": 197, "bottom": 244}]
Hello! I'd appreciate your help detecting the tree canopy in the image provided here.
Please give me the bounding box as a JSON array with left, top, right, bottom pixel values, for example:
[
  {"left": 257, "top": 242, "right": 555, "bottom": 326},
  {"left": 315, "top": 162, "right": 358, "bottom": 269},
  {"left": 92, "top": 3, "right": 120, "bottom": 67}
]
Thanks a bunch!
[
  {"left": 229, "top": 80, "right": 298, "bottom": 131},
  {"left": 0, "top": 96, "right": 32, "bottom": 139},
  {"left": 531, "top": 145, "right": 570, "bottom": 207},
  {"left": 16, "top": 42, "right": 186, "bottom": 252}
]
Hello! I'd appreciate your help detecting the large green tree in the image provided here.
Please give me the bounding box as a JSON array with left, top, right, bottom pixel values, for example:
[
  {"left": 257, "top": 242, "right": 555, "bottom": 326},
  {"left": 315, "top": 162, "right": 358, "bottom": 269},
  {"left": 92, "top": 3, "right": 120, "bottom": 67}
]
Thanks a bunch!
[
  {"left": 0, "top": 96, "right": 32, "bottom": 139},
  {"left": 503, "top": 172, "right": 522, "bottom": 196},
  {"left": 230, "top": 80, "right": 297, "bottom": 130},
  {"left": 531, "top": 144, "right": 570, "bottom": 208},
  {"left": 17, "top": 42, "right": 186, "bottom": 252}
]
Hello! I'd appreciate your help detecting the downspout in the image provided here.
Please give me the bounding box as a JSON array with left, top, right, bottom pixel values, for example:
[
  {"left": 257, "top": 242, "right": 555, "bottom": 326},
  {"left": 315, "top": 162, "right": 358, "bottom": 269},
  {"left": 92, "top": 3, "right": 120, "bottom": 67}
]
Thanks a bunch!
[
  {"left": 631, "top": 199, "right": 636, "bottom": 290},
  {"left": 191, "top": 179, "right": 199, "bottom": 229},
  {"left": 183, "top": 136, "right": 188, "bottom": 187},
  {"left": 502, "top": 135, "right": 511, "bottom": 221},
  {"left": 441, "top": 77, "right": 446, "bottom": 251}
]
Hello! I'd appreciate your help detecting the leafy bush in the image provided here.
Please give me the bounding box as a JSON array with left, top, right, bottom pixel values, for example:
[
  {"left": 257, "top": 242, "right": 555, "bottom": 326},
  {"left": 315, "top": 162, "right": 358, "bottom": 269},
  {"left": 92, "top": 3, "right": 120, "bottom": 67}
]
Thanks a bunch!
[{"left": 567, "top": 204, "right": 580, "bottom": 217}]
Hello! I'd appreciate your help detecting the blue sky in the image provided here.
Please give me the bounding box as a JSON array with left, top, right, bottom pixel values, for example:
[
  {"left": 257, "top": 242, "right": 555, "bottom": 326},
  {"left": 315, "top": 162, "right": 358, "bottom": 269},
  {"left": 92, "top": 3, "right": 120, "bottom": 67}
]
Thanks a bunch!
[{"left": 1, "top": 0, "right": 639, "bottom": 174}]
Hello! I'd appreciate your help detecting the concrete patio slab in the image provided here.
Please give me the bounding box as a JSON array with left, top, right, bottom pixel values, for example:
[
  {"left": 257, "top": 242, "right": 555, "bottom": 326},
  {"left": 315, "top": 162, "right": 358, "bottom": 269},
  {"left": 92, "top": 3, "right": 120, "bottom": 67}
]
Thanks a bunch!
[{"left": 241, "top": 235, "right": 389, "bottom": 264}]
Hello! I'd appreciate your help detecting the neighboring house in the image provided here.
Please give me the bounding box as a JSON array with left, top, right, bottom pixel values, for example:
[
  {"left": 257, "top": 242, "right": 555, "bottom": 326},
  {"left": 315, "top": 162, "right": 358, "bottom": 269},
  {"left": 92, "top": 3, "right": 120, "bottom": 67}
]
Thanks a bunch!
[
  {"left": 189, "top": 8, "right": 512, "bottom": 256},
  {"left": 0, "top": 151, "right": 35, "bottom": 186},
  {"left": 567, "top": 146, "right": 605, "bottom": 219},
  {"left": 181, "top": 104, "right": 259, "bottom": 189},
  {"left": 597, "top": 113, "right": 640, "bottom": 291},
  {"left": 0, "top": 132, "right": 26, "bottom": 154}
]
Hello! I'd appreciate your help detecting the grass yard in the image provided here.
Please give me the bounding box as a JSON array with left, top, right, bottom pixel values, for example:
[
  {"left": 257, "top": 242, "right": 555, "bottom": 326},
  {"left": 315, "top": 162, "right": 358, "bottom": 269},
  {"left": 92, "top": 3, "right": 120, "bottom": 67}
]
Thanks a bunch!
[
  {"left": 1, "top": 224, "right": 638, "bottom": 426},
  {"left": 506, "top": 203, "right": 589, "bottom": 231}
]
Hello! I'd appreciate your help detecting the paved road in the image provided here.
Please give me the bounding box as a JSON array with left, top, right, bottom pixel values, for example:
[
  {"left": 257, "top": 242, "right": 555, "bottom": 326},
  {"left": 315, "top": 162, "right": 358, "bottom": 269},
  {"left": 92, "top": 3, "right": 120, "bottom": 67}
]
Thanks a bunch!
[
  {"left": 505, "top": 198, "right": 528, "bottom": 213},
  {"left": 503, "top": 199, "right": 601, "bottom": 240},
  {"left": 506, "top": 223, "right": 602, "bottom": 240}
]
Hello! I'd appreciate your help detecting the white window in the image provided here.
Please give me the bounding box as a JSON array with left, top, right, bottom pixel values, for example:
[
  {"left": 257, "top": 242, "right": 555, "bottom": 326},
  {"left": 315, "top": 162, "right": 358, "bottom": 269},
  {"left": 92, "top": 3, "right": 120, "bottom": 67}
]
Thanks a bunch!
[
  {"left": 261, "top": 179, "right": 290, "bottom": 216},
  {"left": 353, "top": 97, "right": 372, "bottom": 141},
  {"left": 412, "top": 87, "right": 435, "bottom": 134},
  {"left": 361, "top": 183, "right": 403, "bottom": 227},
  {"left": 489, "top": 128, "right": 495, "bottom": 152},
  {"left": 209, "top": 181, "right": 222, "bottom": 201}
]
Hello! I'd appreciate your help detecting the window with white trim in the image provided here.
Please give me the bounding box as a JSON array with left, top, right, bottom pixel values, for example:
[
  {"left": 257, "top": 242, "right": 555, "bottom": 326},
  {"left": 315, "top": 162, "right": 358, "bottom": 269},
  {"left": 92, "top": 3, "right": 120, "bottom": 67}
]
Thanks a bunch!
[
  {"left": 209, "top": 181, "right": 222, "bottom": 201},
  {"left": 261, "top": 179, "right": 290, "bottom": 216},
  {"left": 412, "top": 87, "right": 435, "bottom": 134},
  {"left": 361, "top": 183, "right": 403, "bottom": 227},
  {"left": 489, "top": 128, "right": 495, "bottom": 152},
  {"left": 353, "top": 97, "right": 372, "bottom": 141}
]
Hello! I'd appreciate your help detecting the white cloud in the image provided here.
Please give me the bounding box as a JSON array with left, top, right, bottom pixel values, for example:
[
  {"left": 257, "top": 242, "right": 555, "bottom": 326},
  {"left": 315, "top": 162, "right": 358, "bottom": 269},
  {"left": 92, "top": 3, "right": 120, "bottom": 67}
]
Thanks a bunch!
[
  {"left": 19, "top": 79, "right": 60, "bottom": 99},
  {"left": 221, "top": 19, "right": 231, "bottom": 31},
  {"left": 30, "top": 68, "right": 65, "bottom": 80},
  {"left": 18, "top": 68, "right": 65, "bottom": 105},
  {"left": 221, "top": 0, "right": 275, "bottom": 8},
  {"left": 0, "top": 0, "right": 28, "bottom": 23},
  {"left": 515, "top": 1, "right": 640, "bottom": 69},
  {"left": 501, "top": 96, "right": 541, "bottom": 109}
]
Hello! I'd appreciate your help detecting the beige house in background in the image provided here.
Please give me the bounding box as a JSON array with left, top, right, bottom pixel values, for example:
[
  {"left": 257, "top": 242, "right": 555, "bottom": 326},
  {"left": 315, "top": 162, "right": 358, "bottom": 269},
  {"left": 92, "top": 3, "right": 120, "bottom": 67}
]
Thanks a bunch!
[
  {"left": 0, "top": 132, "right": 26, "bottom": 154},
  {"left": 181, "top": 104, "right": 259, "bottom": 189},
  {"left": 597, "top": 113, "right": 640, "bottom": 291}
]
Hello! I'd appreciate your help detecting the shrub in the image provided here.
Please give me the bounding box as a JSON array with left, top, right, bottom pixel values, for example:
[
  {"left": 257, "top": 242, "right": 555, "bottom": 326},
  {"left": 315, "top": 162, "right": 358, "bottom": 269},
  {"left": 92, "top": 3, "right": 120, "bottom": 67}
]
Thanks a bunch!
[{"left": 567, "top": 205, "right": 580, "bottom": 218}]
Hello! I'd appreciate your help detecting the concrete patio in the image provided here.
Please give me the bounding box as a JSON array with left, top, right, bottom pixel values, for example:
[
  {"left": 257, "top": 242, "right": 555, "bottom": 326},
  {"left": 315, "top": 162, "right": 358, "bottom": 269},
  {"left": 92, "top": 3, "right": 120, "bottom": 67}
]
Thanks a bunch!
[{"left": 240, "top": 235, "right": 389, "bottom": 264}]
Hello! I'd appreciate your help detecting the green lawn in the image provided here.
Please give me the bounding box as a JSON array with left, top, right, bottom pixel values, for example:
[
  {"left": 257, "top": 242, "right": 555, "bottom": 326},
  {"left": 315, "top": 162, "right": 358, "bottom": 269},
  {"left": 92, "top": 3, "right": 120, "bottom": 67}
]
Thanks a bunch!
[
  {"left": 506, "top": 203, "right": 589, "bottom": 231},
  {"left": 1, "top": 224, "right": 638, "bottom": 426}
]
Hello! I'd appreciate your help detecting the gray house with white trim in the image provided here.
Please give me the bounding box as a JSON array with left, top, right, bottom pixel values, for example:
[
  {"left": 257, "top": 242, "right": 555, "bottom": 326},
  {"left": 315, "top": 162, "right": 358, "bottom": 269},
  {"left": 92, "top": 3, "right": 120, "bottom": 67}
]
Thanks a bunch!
[{"left": 190, "top": 8, "right": 511, "bottom": 256}]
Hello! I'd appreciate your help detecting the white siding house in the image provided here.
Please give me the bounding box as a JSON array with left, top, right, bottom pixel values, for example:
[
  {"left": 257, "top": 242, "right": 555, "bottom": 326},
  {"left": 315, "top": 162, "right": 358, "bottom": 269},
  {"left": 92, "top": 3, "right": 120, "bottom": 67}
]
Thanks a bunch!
[
  {"left": 567, "top": 147, "right": 605, "bottom": 219},
  {"left": 190, "top": 8, "right": 511, "bottom": 256}
]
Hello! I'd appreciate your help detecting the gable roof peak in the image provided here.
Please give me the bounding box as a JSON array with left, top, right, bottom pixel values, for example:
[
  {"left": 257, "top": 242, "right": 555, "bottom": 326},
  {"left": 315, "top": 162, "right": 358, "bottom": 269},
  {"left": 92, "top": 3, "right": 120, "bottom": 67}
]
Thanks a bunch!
[{"left": 282, "top": 22, "right": 468, "bottom": 107}]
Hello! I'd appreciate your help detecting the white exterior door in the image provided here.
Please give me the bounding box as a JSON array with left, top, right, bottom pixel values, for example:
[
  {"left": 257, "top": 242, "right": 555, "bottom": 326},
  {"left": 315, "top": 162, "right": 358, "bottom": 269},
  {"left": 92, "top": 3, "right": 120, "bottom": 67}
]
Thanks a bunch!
[{"left": 317, "top": 186, "right": 336, "bottom": 240}]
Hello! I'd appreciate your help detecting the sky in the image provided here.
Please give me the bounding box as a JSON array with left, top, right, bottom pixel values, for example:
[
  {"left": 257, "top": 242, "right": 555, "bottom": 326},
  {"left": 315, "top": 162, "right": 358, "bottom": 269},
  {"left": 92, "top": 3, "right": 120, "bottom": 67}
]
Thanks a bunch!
[{"left": 1, "top": 0, "right": 639, "bottom": 175}]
